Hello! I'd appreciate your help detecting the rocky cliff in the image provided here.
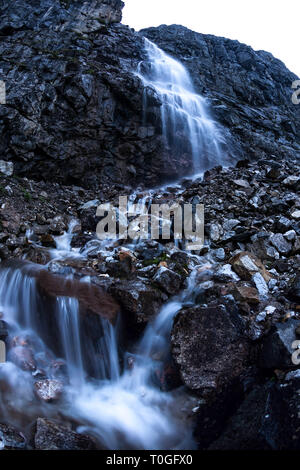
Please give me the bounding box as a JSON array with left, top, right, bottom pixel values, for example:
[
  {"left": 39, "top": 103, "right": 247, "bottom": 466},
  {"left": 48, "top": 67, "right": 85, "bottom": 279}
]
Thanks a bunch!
[
  {"left": 0, "top": 2, "right": 299, "bottom": 189},
  {"left": 142, "top": 25, "right": 300, "bottom": 164}
]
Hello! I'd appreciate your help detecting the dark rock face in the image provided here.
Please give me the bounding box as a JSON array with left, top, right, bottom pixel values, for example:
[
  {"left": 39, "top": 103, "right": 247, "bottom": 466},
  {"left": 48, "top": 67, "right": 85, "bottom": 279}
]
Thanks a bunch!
[
  {"left": 171, "top": 304, "right": 251, "bottom": 397},
  {"left": 0, "top": 0, "right": 167, "bottom": 188},
  {"left": 210, "top": 374, "right": 300, "bottom": 450},
  {"left": 0, "top": 8, "right": 299, "bottom": 189},
  {"left": 34, "top": 417, "right": 96, "bottom": 450},
  {"left": 259, "top": 320, "right": 300, "bottom": 370},
  {"left": 142, "top": 25, "right": 300, "bottom": 165},
  {"left": 0, "top": 0, "right": 125, "bottom": 32}
]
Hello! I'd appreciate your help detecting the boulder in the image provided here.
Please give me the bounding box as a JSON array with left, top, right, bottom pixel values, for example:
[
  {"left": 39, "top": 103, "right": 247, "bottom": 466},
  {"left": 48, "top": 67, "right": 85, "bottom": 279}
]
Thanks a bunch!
[{"left": 171, "top": 305, "right": 251, "bottom": 397}]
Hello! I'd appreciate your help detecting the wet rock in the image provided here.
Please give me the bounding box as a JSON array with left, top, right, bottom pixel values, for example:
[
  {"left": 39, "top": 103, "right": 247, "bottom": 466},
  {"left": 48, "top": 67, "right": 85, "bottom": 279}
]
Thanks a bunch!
[
  {"left": 171, "top": 305, "right": 250, "bottom": 397},
  {"left": 34, "top": 379, "right": 63, "bottom": 403},
  {"left": 9, "top": 346, "right": 36, "bottom": 371},
  {"left": 230, "top": 251, "right": 271, "bottom": 282},
  {"left": 0, "top": 423, "right": 26, "bottom": 450},
  {"left": 109, "top": 279, "right": 167, "bottom": 329},
  {"left": 36, "top": 269, "right": 119, "bottom": 323},
  {"left": 152, "top": 267, "right": 182, "bottom": 296},
  {"left": 259, "top": 319, "right": 300, "bottom": 369},
  {"left": 34, "top": 418, "right": 96, "bottom": 450},
  {"left": 269, "top": 233, "right": 292, "bottom": 255}
]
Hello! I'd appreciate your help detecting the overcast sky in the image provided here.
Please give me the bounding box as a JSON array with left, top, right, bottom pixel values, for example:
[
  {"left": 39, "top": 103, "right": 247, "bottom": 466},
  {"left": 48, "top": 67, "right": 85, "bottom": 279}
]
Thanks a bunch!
[{"left": 123, "top": 0, "right": 300, "bottom": 78}]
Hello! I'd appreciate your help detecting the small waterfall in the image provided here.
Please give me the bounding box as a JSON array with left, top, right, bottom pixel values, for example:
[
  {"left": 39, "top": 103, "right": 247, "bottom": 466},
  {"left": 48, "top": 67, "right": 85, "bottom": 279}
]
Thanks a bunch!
[
  {"left": 138, "top": 38, "right": 227, "bottom": 175},
  {"left": 0, "top": 257, "right": 200, "bottom": 449}
]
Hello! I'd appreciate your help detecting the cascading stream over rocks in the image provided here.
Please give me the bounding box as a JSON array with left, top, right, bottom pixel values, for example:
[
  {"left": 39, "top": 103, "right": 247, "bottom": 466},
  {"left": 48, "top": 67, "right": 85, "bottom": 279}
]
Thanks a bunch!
[{"left": 0, "top": 0, "right": 300, "bottom": 453}]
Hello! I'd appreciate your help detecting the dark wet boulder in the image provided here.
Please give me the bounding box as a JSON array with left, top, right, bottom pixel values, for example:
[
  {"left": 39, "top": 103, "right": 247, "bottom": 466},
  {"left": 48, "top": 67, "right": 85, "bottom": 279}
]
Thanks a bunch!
[
  {"left": 34, "top": 418, "right": 96, "bottom": 450},
  {"left": 171, "top": 304, "right": 251, "bottom": 398},
  {"left": 0, "top": 423, "right": 26, "bottom": 450}
]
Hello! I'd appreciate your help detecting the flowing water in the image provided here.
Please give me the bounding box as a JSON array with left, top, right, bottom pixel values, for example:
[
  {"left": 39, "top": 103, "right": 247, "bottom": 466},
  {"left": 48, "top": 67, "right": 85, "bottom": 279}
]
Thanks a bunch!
[
  {"left": 138, "top": 38, "right": 228, "bottom": 175},
  {"left": 0, "top": 39, "right": 228, "bottom": 449}
]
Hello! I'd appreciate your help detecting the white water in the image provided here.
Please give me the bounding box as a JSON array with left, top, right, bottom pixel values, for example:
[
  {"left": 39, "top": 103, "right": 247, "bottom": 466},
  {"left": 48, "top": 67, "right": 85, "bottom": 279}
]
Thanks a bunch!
[
  {"left": 138, "top": 38, "right": 227, "bottom": 175},
  {"left": 0, "top": 40, "right": 226, "bottom": 449},
  {"left": 0, "top": 254, "right": 202, "bottom": 449}
]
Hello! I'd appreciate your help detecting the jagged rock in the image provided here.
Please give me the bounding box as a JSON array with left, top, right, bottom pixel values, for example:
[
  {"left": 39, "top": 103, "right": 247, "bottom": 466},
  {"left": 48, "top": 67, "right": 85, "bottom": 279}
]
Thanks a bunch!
[
  {"left": 252, "top": 273, "right": 269, "bottom": 299},
  {"left": 34, "top": 379, "right": 63, "bottom": 402},
  {"left": 229, "top": 251, "right": 271, "bottom": 282},
  {"left": 152, "top": 267, "right": 182, "bottom": 295},
  {"left": 269, "top": 233, "right": 292, "bottom": 255},
  {"left": 0, "top": 423, "right": 26, "bottom": 450},
  {"left": 109, "top": 279, "right": 167, "bottom": 329},
  {"left": 34, "top": 418, "right": 96, "bottom": 450},
  {"left": 171, "top": 305, "right": 250, "bottom": 397},
  {"left": 259, "top": 319, "right": 300, "bottom": 369}
]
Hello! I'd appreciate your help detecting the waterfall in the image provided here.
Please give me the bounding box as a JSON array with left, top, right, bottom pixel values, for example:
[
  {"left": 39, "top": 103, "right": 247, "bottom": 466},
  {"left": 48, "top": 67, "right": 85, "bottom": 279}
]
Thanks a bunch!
[
  {"left": 0, "top": 256, "right": 201, "bottom": 449},
  {"left": 138, "top": 38, "right": 227, "bottom": 175}
]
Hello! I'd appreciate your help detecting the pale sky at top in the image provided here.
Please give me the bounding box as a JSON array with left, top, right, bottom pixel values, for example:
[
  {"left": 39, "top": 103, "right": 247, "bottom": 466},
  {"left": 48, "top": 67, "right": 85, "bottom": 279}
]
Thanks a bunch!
[{"left": 123, "top": 0, "right": 300, "bottom": 78}]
